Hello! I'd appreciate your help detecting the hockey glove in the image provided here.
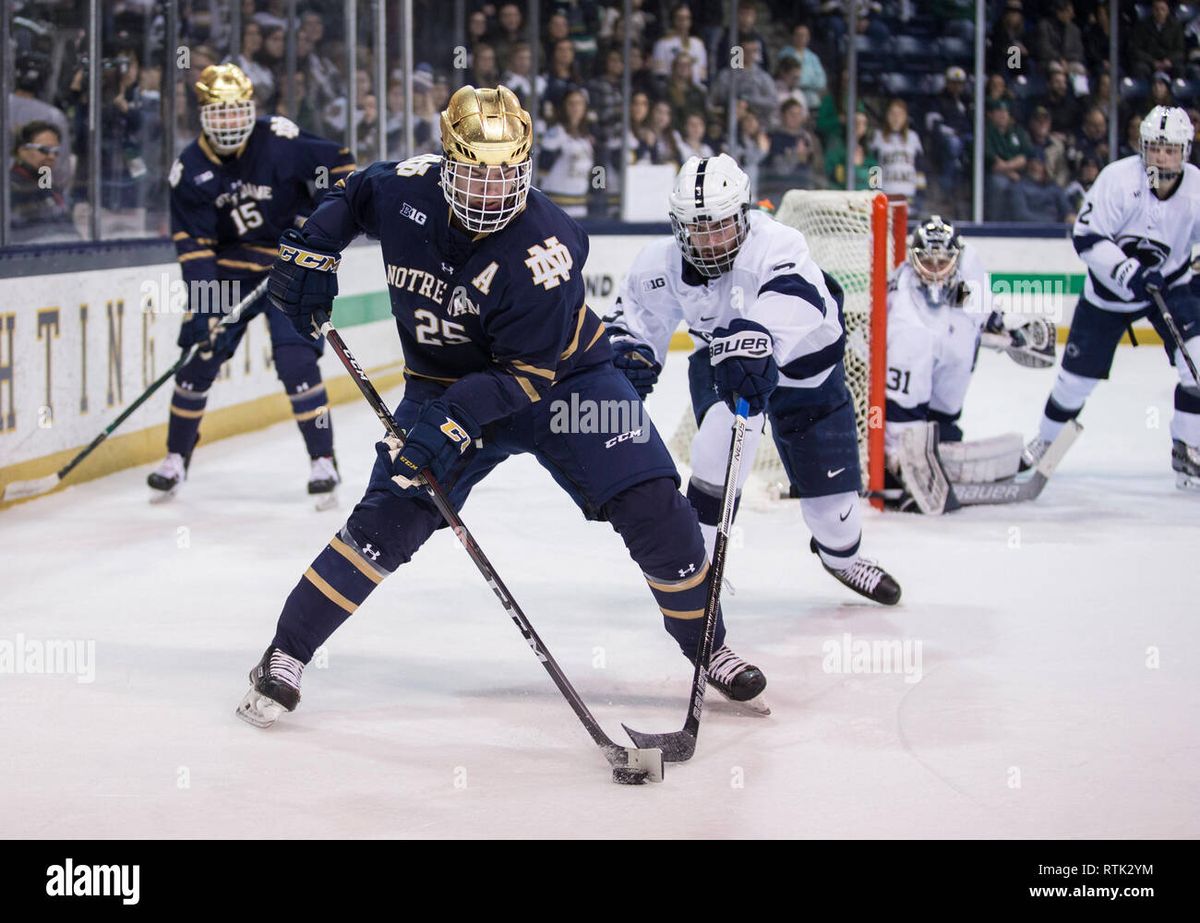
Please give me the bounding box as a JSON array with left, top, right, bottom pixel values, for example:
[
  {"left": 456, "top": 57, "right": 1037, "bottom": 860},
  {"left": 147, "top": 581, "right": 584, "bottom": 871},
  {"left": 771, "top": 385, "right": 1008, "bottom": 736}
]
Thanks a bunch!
[
  {"left": 178, "top": 310, "right": 238, "bottom": 361},
  {"left": 1113, "top": 257, "right": 1163, "bottom": 301},
  {"left": 709, "top": 319, "right": 778, "bottom": 416},
  {"left": 612, "top": 340, "right": 661, "bottom": 399},
  {"left": 1006, "top": 317, "right": 1057, "bottom": 368},
  {"left": 377, "top": 399, "right": 480, "bottom": 496},
  {"left": 269, "top": 228, "right": 341, "bottom": 340}
]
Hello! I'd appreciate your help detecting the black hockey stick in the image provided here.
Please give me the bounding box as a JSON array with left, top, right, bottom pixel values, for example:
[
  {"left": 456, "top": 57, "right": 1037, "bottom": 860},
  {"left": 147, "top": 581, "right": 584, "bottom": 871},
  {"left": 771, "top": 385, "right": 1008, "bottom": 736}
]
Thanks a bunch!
[
  {"left": 3, "top": 278, "right": 270, "bottom": 503},
  {"left": 621, "top": 397, "right": 752, "bottom": 763},
  {"left": 1147, "top": 285, "right": 1200, "bottom": 384},
  {"left": 314, "top": 311, "right": 664, "bottom": 783}
]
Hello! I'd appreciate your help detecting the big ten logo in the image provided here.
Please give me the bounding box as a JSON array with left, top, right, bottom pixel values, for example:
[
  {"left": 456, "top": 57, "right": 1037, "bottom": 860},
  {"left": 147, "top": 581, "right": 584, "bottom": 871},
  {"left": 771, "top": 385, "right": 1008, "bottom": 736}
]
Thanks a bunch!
[
  {"left": 177, "top": 766, "right": 191, "bottom": 789},
  {"left": 176, "top": 526, "right": 190, "bottom": 549},
  {"left": 592, "top": 646, "right": 606, "bottom": 670},
  {"left": 313, "top": 645, "right": 329, "bottom": 669},
  {"left": 591, "top": 165, "right": 607, "bottom": 189},
  {"left": 454, "top": 765, "right": 468, "bottom": 789}
]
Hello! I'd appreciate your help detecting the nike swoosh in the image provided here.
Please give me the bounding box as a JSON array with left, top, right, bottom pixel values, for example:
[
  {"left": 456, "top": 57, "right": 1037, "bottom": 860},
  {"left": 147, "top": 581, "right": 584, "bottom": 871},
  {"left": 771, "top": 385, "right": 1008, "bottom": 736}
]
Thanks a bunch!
[
  {"left": 699, "top": 315, "right": 717, "bottom": 322},
  {"left": 827, "top": 468, "right": 846, "bottom": 478},
  {"left": 839, "top": 506, "right": 853, "bottom": 521}
]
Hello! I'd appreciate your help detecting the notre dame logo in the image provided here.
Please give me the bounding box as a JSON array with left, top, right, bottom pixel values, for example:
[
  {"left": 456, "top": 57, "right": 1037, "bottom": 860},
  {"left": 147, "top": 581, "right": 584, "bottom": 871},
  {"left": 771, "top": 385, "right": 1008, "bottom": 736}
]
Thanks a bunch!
[
  {"left": 524, "top": 236, "right": 573, "bottom": 290},
  {"left": 1117, "top": 235, "right": 1170, "bottom": 271}
]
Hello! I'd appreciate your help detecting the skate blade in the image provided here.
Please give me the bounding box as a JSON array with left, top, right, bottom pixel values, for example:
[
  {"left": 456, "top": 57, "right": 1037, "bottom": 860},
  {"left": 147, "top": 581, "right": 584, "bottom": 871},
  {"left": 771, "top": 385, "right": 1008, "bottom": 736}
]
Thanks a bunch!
[
  {"left": 148, "top": 486, "right": 179, "bottom": 504},
  {"left": 235, "top": 688, "right": 285, "bottom": 728},
  {"left": 1177, "top": 472, "right": 1200, "bottom": 492},
  {"left": 718, "top": 689, "right": 772, "bottom": 717},
  {"left": 312, "top": 489, "right": 338, "bottom": 512}
]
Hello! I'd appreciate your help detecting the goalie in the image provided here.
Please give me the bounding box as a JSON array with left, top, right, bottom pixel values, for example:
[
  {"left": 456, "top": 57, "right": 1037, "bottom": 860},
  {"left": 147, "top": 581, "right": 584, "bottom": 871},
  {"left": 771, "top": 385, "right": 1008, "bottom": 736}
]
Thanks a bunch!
[{"left": 884, "top": 215, "right": 1062, "bottom": 513}]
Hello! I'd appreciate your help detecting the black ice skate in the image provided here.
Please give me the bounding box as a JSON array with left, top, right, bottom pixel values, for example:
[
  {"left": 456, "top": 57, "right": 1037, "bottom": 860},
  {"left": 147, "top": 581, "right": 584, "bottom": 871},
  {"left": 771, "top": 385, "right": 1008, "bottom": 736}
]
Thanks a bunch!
[
  {"left": 236, "top": 646, "right": 304, "bottom": 728},
  {"left": 1019, "top": 436, "right": 1051, "bottom": 472},
  {"left": 308, "top": 455, "right": 340, "bottom": 511},
  {"left": 1172, "top": 439, "right": 1200, "bottom": 491},
  {"left": 697, "top": 645, "right": 770, "bottom": 715},
  {"left": 812, "top": 538, "right": 902, "bottom": 605}
]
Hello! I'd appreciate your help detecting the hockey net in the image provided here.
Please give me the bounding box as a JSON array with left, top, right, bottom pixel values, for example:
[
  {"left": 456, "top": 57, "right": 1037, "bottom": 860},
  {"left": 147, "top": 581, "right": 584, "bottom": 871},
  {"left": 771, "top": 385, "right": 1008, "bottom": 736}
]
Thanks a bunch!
[{"left": 666, "top": 190, "right": 907, "bottom": 499}]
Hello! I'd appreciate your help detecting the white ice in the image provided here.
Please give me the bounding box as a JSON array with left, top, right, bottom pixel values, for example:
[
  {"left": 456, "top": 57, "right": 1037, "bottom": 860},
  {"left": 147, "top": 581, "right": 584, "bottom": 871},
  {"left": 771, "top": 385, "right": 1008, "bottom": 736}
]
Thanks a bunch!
[{"left": 1, "top": 344, "right": 1197, "bottom": 838}]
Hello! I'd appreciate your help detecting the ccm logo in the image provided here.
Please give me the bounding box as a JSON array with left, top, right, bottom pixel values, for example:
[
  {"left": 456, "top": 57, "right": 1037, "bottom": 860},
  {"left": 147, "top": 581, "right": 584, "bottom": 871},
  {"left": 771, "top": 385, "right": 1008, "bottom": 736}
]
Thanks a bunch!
[
  {"left": 279, "top": 244, "right": 340, "bottom": 272},
  {"left": 605, "top": 429, "right": 642, "bottom": 448},
  {"left": 711, "top": 335, "right": 771, "bottom": 360}
]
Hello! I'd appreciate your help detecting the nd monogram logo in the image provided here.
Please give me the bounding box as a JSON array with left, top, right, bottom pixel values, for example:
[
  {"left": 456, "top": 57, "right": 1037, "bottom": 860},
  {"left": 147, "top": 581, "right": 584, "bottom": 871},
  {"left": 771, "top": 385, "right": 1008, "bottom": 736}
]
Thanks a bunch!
[{"left": 524, "top": 236, "right": 573, "bottom": 290}]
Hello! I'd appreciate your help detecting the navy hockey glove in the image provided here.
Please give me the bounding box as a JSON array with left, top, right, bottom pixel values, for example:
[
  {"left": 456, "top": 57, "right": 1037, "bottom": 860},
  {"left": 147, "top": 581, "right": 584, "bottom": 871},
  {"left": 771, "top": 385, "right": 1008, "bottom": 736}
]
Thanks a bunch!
[
  {"left": 269, "top": 228, "right": 341, "bottom": 340},
  {"left": 1113, "top": 257, "right": 1163, "bottom": 301},
  {"left": 177, "top": 310, "right": 238, "bottom": 361},
  {"left": 376, "top": 399, "right": 480, "bottom": 496},
  {"left": 709, "top": 318, "right": 778, "bottom": 416},
  {"left": 612, "top": 341, "right": 661, "bottom": 399}
]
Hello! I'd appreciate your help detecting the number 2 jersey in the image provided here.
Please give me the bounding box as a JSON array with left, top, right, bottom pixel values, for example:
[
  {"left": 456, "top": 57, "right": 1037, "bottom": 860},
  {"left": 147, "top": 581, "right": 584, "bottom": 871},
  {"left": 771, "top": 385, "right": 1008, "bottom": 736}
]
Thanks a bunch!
[
  {"left": 884, "top": 247, "right": 987, "bottom": 457},
  {"left": 169, "top": 116, "right": 356, "bottom": 286},
  {"left": 607, "top": 209, "right": 846, "bottom": 389},
  {"left": 1073, "top": 154, "right": 1200, "bottom": 312},
  {"left": 291, "top": 154, "right": 611, "bottom": 428}
]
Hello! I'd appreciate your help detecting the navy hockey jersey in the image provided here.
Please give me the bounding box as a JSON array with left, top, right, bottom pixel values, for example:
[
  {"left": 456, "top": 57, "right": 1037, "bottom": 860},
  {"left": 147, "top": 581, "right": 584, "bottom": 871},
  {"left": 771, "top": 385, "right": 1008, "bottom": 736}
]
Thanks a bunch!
[
  {"left": 169, "top": 115, "right": 356, "bottom": 283},
  {"left": 294, "top": 153, "right": 611, "bottom": 427}
]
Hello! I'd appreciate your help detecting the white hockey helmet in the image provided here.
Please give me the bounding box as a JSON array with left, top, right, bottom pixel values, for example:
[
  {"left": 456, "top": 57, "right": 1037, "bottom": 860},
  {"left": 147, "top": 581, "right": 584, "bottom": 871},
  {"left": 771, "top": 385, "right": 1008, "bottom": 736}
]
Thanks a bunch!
[
  {"left": 1140, "top": 105, "right": 1192, "bottom": 185},
  {"left": 668, "top": 153, "right": 752, "bottom": 278},
  {"left": 908, "top": 215, "right": 963, "bottom": 307}
]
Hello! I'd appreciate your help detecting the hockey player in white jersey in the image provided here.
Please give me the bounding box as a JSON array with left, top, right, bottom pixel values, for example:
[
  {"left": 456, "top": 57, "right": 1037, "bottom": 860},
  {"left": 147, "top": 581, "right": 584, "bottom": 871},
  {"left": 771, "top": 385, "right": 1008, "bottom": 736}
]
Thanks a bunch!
[
  {"left": 1027, "top": 105, "right": 1200, "bottom": 490},
  {"left": 885, "top": 215, "right": 1056, "bottom": 512},
  {"left": 607, "top": 154, "right": 901, "bottom": 605}
]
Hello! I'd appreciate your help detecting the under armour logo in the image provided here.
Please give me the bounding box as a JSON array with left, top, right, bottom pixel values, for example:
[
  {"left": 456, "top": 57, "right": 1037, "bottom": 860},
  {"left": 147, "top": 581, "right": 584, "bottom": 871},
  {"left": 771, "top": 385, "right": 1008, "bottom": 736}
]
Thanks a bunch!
[
  {"left": 524, "top": 236, "right": 574, "bottom": 290},
  {"left": 677, "top": 562, "right": 696, "bottom": 578},
  {"left": 361, "top": 544, "right": 381, "bottom": 561}
]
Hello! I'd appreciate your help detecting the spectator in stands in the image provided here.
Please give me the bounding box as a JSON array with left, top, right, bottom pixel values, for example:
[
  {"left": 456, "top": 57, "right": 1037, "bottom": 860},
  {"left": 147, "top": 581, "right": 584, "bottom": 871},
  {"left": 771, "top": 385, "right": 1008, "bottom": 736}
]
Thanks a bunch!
[
  {"left": 1143, "top": 70, "right": 1178, "bottom": 114},
  {"left": 628, "top": 91, "right": 655, "bottom": 163},
  {"left": 1189, "top": 107, "right": 1200, "bottom": 166},
  {"left": 1037, "top": 63, "right": 1082, "bottom": 137},
  {"left": 1085, "top": 71, "right": 1113, "bottom": 116},
  {"left": 716, "top": 0, "right": 770, "bottom": 72},
  {"left": 492, "top": 3, "right": 525, "bottom": 71},
  {"left": 985, "top": 99, "right": 1029, "bottom": 220},
  {"left": 986, "top": 73, "right": 1017, "bottom": 111},
  {"left": 469, "top": 43, "right": 500, "bottom": 89},
  {"left": 726, "top": 108, "right": 772, "bottom": 198},
  {"left": 232, "top": 21, "right": 275, "bottom": 105},
  {"left": 1013, "top": 152, "right": 1073, "bottom": 222},
  {"left": 9, "top": 53, "right": 72, "bottom": 192},
  {"left": 257, "top": 25, "right": 287, "bottom": 108},
  {"left": 642, "top": 99, "right": 684, "bottom": 167},
  {"left": 708, "top": 42, "right": 779, "bottom": 125},
  {"left": 825, "top": 110, "right": 876, "bottom": 189},
  {"left": 816, "top": 69, "right": 852, "bottom": 147},
  {"left": 9, "top": 121, "right": 77, "bottom": 243},
  {"left": 1036, "top": 0, "right": 1087, "bottom": 76},
  {"left": 817, "top": 0, "right": 888, "bottom": 54},
  {"left": 357, "top": 92, "right": 380, "bottom": 159},
  {"left": 299, "top": 15, "right": 344, "bottom": 135},
  {"left": 651, "top": 4, "right": 708, "bottom": 85},
  {"left": 1132, "top": 0, "right": 1185, "bottom": 78},
  {"left": 501, "top": 42, "right": 546, "bottom": 113},
  {"left": 1026, "top": 105, "right": 1070, "bottom": 186},
  {"left": 871, "top": 98, "right": 925, "bottom": 205},
  {"left": 775, "top": 57, "right": 810, "bottom": 119},
  {"left": 776, "top": 23, "right": 827, "bottom": 111},
  {"left": 539, "top": 89, "right": 596, "bottom": 217},
  {"left": 766, "top": 98, "right": 820, "bottom": 193},
  {"left": 628, "top": 44, "right": 661, "bottom": 100},
  {"left": 663, "top": 53, "right": 708, "bottom": 130},
  {"left": 1119, "top": 111, "right": 1143, "bottom": 158},
  {"left": 1068, "top": 106, "right": 1110, "bottom": 171},
  {"left": 988, "top": 0, "right": 1032, "bottom": 77},
  {"left": 1082, "top": 1, "right": 1113, "bottom": 75},
  {"left": 1065, "top": 155, "right": 1100, "bottom": 214},
  {"left": 543, "top": 38, "right": 583, "bottom": 119},
  {"left": 677, "top": 111, "right": 715, "bottom": 161},
  {"left": 468, "top": 8, "right": 490, "bottom": 54},
  {"left": 926, "top": 65, "right": 973, "bottom": 214},
  {"left": 587, "top": 48, "right": 626, "bottom": 147}
]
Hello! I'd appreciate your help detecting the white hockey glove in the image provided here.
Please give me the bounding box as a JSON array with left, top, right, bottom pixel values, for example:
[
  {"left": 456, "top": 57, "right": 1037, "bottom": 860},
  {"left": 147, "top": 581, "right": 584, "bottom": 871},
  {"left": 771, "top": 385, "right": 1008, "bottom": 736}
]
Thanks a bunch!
[{"left": 980, "top": 317, "right": 1056, "bottom": 369}]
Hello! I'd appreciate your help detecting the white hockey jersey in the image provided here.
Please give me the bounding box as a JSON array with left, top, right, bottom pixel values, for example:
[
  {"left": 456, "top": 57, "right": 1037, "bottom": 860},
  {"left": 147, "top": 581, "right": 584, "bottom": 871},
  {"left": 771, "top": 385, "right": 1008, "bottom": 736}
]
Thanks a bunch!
[
  {"left": 608, "top": 210, "right": 845, "bottom": 388},
  {"left": 1073, "top": 155, "right": 1200, "bottom": 312},
  {"left": 884, "top": 246, "right": 988, "bottom": 456},
  {"left": 539, "top": 126, "right": 595, "bottom": 218}
]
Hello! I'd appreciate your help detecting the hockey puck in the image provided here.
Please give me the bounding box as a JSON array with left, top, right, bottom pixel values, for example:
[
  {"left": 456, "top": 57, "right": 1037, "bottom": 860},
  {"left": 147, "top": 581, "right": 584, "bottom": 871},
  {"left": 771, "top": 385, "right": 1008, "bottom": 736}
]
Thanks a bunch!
[{"left": 612, "top": 767, "right": 650, "bottom": 785}]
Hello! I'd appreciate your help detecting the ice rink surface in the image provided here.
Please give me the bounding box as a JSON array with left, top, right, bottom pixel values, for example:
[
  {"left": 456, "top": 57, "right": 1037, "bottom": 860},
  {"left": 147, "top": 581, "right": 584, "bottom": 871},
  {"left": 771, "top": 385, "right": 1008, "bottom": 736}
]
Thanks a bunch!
[{"left": 1, "top": 343, "right": 1197, "bottom": 838}]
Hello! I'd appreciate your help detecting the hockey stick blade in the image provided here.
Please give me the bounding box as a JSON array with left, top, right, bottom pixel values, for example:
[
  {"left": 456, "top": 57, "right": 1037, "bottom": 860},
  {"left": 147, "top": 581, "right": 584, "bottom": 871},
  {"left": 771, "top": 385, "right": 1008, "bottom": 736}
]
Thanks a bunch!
[
  {"left": 2, "top": 472, "right": 62, "bottom": 503},
  {"left": 621, "top": 723, "right": 697, "bottom": 762}
]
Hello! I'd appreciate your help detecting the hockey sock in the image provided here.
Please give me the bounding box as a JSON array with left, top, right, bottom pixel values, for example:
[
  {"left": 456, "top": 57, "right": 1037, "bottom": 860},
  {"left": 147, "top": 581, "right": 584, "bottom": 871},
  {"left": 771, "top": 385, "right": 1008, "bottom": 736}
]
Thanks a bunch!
[
  {"left": 276, "top": 344, "right": 333, "bottom": 458},
  {"left": 166, "top": 353, "right": 223, "bottom": 455},
  {"left": 801, "top": 491, "right": 862, "bottom": 570},
  {"left": 1038, "top": 369, "right": 1098, "bottom": 442}
]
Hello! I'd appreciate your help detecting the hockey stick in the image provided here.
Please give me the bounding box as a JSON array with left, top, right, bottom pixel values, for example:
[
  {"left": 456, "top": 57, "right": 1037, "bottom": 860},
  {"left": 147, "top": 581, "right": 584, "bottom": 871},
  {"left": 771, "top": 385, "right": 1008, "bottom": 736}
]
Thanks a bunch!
[
  {"left": 314, "top": 311, "right": 664, "bottom": 784},
  {"left": 621, "top": 397, "right": 752, "bottom": 763},
  {"left": 2, "top": 278, "right": 270, "bottom": 503},
  {"left": 1147, "top": 285, "right": 1200, "bottom": 384}
]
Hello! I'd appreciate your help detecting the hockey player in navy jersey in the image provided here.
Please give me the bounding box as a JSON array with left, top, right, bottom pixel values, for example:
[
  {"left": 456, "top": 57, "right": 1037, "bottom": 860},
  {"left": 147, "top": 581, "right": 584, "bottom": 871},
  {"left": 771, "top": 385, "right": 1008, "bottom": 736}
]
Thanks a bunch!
[
  {"left": 606, "top": 154, "right": 901, "bottom": 605},
  {"left": 236, "top": 86, "right": 767, "bottom": 727},
  {"left": 1026, "top": 105, "right": 1200, "bottom": 491},
  {"left": 147, "top": 64, "right": 356, "bottom": 504}
]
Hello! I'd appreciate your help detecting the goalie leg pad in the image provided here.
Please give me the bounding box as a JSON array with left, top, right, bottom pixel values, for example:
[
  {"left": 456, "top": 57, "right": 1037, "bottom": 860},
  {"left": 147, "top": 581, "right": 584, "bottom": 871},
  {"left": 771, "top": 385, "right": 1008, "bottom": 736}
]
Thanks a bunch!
[
  {"left": 938, "top": 432, "right": 1025, "bottom": 482},
  {"left": 895, "top": 422, "right": 960, "bottom": 515}
]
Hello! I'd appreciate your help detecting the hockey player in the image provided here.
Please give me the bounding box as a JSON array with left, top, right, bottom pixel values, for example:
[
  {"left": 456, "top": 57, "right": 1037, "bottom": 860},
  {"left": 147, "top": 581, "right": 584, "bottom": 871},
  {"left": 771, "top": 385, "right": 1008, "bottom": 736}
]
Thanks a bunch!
[
  {"left": 885, "top": 215, "right": 1056, "bottom": 512},
  {"left": 147, "top": 64, "right": 356, "bottom": 504},
  {"left": 1026, "top": 105, "right": 1200, "bottom": 491},
  {"left": 236, "top": 87, "right": 766, "bottom": 728},
  {"left": 606, "top": 153, "right": 902, "bottom": 606}
]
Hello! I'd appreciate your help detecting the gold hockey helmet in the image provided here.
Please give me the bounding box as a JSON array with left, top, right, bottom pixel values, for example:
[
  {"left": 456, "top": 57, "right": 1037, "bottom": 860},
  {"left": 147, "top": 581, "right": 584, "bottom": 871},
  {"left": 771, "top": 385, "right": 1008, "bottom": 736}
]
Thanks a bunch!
[
  {"left": 195, "top": 63, "right": 256, "bottom": 154},
  {"left": 440, "top": 85, "right": 533, "bottom": 233}
]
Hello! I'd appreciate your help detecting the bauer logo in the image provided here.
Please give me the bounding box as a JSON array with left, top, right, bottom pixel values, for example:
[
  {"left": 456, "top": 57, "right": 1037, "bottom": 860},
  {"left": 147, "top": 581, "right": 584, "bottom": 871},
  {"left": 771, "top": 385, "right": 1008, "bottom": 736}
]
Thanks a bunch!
[
  {"left": 821, "top": 633, "right": 923, "bottom": 684},
  {"left": 46, "top": 859, "right": 140, "bottom": 905},
  {"left": 711, "top": 335, "right": 771, "bottom": 361}
]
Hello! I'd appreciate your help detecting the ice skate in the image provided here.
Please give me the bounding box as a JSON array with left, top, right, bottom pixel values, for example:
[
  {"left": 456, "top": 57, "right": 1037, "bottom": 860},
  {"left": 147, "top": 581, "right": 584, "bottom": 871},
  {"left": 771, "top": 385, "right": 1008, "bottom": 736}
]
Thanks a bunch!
[
  {"left": 1173, "top": 439, "right": 1200, "bottom": 491},
  {"left": 698, "top": 645, "right": 770, "bottom": 715},
  {"left": 236, "top": 646, "right": 304, "bottom": 728},
  {"left": 147, "top": 452, "right": 188, "bottom": 503},
  {"left": 812, "top": 538, "right": 902, "bottom": 605},
  {"left": 308, "top": 455, "right": 340, "bottom": 511}
]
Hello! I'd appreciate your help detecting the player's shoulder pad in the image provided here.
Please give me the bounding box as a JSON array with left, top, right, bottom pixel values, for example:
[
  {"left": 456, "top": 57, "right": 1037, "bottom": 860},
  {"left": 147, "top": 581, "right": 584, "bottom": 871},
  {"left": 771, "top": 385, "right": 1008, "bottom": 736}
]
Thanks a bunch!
[
  {"left": 743, "top": 210, "right": 809, "bottom": 276},
  {"left": 257, "top": 114, "right": 302, "bottom": 141},
  {"left": 624, "top": 236, "right": 679, "bottom": 292},
  {"left": 487, "top": 190, "right": 589, "bottom": 300},
  {"left": 170, "top": 142, "right": 219, "bottom": 191}
]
